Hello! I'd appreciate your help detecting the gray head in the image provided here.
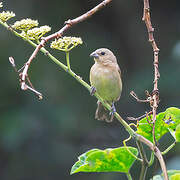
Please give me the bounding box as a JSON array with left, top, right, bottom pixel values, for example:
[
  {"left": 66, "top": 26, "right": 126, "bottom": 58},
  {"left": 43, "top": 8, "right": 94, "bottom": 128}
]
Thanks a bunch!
[{"left": 90, "top": 48, "right": 117, "bottom": 64}]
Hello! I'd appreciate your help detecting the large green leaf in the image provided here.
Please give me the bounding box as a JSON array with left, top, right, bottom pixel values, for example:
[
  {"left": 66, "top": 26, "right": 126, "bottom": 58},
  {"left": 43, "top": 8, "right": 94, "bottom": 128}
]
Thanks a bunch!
[
  {"left": 151, "top": 170, "right": 180, "bottom": 180},
  {"left": 71, "top": 146, "right": 138, "bottom": 174},
  {"left": 136, "top": 107, "right": 180, "bottom": 142}
]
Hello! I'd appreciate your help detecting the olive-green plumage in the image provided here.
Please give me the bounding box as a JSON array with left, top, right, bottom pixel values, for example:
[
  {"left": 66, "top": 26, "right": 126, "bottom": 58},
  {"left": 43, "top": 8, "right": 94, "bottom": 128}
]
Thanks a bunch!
[{"left": 90, "top": 48, "right": 122, "bottom": 122}]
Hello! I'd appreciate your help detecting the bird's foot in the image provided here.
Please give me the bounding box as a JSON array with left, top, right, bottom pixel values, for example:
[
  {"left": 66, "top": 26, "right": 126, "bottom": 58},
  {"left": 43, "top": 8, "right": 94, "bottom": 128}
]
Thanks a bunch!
[
  {"left": 109, "top": 102, "right": 116, "bottom": 116},
  {"left": 90, "top": 86, "right": 96, "bottom": 96}
]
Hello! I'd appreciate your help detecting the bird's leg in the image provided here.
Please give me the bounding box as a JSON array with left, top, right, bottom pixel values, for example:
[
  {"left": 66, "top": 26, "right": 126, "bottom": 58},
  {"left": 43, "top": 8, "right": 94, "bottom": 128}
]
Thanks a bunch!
[
  {"left": 106, "top": 102, "right": 116, "bottom": 122},
  {"left": 109, "top": 102, "right": 116, "bottom": 116},
  {"left": 90, "top": 86, "right": 96, "bottom": 96}
]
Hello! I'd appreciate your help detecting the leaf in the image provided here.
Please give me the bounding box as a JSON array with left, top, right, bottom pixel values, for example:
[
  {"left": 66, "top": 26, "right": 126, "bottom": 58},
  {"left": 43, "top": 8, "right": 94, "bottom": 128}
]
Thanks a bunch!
[
  {"left": 167, "top": 170, "right": 180, "bottom": 178},
  {"left": 175, "top": 124, "right": 180, "bottom": 142},
  {"left": 71, "top": 146, "right": 138, "bottom": 174},
  {"left": 170, "top": 173, "right": 180, "bottom": 180},
  {"left": 151, "top": 170, "right": 180, "bottom": 180},
  {"left": 170, "top": 123, "right": 180, "bottom": 142},
  {"left": 136, "top": 107, "right": 180, "bottom": 142}
]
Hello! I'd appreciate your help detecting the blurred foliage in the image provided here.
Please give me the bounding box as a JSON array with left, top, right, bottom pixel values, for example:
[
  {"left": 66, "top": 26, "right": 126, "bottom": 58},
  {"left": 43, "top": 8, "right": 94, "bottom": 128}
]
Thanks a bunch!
[
  {"left": 152, "top": 170, "right": 180, "bottom": 180},
  {"left": 0, "top": 0, "right": 180, "bottom": 180}
]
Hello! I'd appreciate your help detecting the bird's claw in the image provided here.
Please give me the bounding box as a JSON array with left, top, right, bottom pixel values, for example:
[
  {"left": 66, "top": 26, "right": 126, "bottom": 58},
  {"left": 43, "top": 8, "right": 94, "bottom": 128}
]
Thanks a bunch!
[
  {"left": 109, "top": 103, "right": 116, "bottom": 116},
  {"left": 90, "top": 86, "right": 96, "bottom": 96}
]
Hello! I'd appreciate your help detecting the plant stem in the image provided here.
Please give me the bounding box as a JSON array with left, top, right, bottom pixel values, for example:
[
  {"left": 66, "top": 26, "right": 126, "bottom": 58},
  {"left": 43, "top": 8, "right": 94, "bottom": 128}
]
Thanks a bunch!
[
  {"left": 136, "top": 141, "right": 149, "bottom": 180},
  {"left": 126, "top": 172, "right": 132, "bottom": 180},
  {"left": 0, "top": 21, "right": 38, "bottom": 48},
  {"left": 162, "top": 142, "right": 176, "bottom": 155},
  {"left": 143, "top": 0, "right": 160, "bottom": 145},
  {"left": 124, "top": 136, "right": 143, "bottom": 162},
  {"left": 66, "top": 51, "right": 71, "bottom": 70},
  {"left": 148, "top": 152, "right": 154, "bottom": 167},
  {"left": 137, "top": 134, "right": 168, "bottom": 180},
  {"left": 139, "top": 164, "right": 148, "bottom": 180}
]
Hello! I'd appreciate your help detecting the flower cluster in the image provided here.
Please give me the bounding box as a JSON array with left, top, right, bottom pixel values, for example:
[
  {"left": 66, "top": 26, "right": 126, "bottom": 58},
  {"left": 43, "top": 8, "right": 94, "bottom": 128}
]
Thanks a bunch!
[
  {"left": 0, "top": 11, "right": 15, "bottom": 22},
  {"left": 20, "top": 25, "right": 51, "bottom": 41},
  {"left": 12, "top": 18, "right": 38, "bottom": 32},
  {"left": 27, "top": 25, "right": 51, "bottom": 40},
  {"left": 50, "top": 36, "right": 83, "bottom": 52},
  {"left": 12, "top": 18, "right": 51, "bottom": 41},
  {"left": 0, "top": 2, "right": 3, "bottom": 8}
]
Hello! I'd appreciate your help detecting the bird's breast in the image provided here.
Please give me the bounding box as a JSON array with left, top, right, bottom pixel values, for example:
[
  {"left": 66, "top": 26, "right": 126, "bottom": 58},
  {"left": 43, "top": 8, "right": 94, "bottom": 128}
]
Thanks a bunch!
[{"left": 90, "top": 64, "right": 122, "bottom": 103}]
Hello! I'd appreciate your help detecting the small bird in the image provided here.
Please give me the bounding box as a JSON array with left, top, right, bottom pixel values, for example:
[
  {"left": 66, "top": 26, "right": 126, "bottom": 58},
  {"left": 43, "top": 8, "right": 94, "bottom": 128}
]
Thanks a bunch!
[{"left": 90, "top": 48, "right": 122, "bottom": 122}]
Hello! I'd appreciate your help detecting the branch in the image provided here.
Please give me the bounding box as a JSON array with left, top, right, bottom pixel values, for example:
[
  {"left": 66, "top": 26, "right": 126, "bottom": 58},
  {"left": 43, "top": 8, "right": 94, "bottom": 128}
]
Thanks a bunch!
[
  {"left": 142, "top": 1, "right": 168, "bottom": 179},
  {"left": 136, "top": 141, "right": 149, "bottom": 180},
  {"left": 136, "top": 134, "right": 168, "bottom": 180},
  {"left": 20, "top": 0, "right": 112, "bottom": 94},
  {"left": 142, "top": 0, "right": 160, "bottom": 144},
  {"left": 126, "top": 172, "right": 133, "bottom": 180}
]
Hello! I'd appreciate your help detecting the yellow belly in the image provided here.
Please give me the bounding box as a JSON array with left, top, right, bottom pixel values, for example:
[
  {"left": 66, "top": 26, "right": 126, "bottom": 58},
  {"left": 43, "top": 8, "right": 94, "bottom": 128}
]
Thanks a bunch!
[{"left": 90, "top": 64, "right": 122, "bottom": 104}]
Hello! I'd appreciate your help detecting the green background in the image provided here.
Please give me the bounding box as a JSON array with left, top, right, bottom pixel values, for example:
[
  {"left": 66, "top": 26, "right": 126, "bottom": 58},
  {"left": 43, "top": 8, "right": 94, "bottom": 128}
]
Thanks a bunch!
[{"left": 0, "top": 0, "right": 180, "bottom": 179}]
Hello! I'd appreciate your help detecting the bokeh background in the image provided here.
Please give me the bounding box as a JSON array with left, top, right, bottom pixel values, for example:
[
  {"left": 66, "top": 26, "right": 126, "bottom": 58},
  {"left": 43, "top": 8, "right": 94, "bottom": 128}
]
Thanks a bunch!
[{"left": 0, "top": 0, "right": 180, "bottom": 179}]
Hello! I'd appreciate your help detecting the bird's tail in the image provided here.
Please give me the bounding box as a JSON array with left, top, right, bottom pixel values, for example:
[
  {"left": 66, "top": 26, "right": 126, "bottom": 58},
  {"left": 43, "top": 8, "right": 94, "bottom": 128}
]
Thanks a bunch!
[{"left": 95, "top": 101, "right": 114, "bottom": 122}]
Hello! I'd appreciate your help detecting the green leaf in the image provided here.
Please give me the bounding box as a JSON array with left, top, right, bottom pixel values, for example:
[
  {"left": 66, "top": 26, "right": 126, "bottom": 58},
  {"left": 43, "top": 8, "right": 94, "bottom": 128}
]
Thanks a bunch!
[
  {"left": 151, "top": 170, "right": 180, "bottom": 180},
  {"left": 174, "top": 124, "right": 180, "bottom": 142},
  {"left": 170, "top": 173, "right": 180, "bottom": 180},
  {"left": 71, "top": 146, "right": 138, "bottom": 174},
  {"left": 136, "top": 107, "right": 180, "bottom": 142}
]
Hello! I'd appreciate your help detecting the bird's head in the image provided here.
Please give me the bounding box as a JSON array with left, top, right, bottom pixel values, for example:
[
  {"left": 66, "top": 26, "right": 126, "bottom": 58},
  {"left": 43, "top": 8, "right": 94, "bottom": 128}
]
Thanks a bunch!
[{"left": 90, "top": 48, "right": 117, "bottom": 64}]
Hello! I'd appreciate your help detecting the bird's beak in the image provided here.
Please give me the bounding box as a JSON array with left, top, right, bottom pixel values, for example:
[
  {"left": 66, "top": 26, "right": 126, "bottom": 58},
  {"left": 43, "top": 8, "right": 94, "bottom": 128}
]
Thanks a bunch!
[{"left": 90, "top": 52, "right": 99, "bottom": 59}]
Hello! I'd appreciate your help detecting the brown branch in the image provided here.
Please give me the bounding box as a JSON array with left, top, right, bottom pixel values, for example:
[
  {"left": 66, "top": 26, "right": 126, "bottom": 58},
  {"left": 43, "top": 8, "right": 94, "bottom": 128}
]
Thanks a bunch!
[
  {"left": 142, "top": 0, "right": 160, "bottom": 144},
  {"left": 127, "top": 111, "right": 152, "bottom": 122},
  {"left": 130, "top": 90, "right": 153, "bottom": 104},
  {"left": 137, "top": 134, "right": 168, "bottom": 180},
  {"left": 142, "top": 1, "right": 168, "bottom": 180},
  {"left": 136, "top": 141, "right": 149, "bottom": 180},
  {"left": 20, "top": 0, "right": 112, "bottom": 96}
]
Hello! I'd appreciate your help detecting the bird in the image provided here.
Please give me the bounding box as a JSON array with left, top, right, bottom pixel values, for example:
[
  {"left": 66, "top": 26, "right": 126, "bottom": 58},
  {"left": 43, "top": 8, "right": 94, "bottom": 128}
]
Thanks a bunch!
[{"left": 89, "top": 48, "right": 122, "bottom": 122}]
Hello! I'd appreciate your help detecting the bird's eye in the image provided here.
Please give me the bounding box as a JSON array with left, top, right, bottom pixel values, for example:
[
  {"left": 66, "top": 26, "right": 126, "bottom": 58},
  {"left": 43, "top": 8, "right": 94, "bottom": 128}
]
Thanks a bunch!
[{"left": 100, "top": 51, "right": 105, "bottom": 55}]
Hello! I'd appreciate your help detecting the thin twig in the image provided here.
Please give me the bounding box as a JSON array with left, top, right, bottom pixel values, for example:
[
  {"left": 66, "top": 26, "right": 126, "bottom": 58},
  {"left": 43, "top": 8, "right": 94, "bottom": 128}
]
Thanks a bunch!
[
  {"left": 136, "top": 134, "right": 168, "bottom": 180},
  {"left": 9, "top": 56, "right": 18, "bottom": 72},
  {"left": 123, "top": 135, "right": 143, "bottom": 162},
  {"left": 9, "top": 56, "right": 42, "bottom": 99},
  {"left": 148, "top": 152, "right": 155, "bottom": 167},
  {"left": 130, "top": 91, "right": 150, "bottom": 103},
  {"left": 136, "top": 141, "right": 149, "bottom": 180},
  {"left": 20, "top": 0, "right": 112, "bottom": 95},
  {"left": 142, "top": 0, "right": 160, "bottom": 145},
  {"left": 127, "top": 111, "right": 152, "bottom": 128},
  {"left": 127, "top": 111, "right": 152, "bottom": 121},
  {"left": 142, "top": 1, "right": 168, "bottom": 179}
]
